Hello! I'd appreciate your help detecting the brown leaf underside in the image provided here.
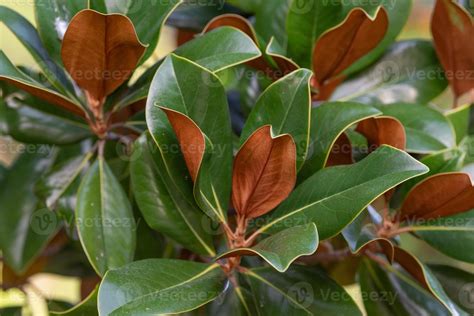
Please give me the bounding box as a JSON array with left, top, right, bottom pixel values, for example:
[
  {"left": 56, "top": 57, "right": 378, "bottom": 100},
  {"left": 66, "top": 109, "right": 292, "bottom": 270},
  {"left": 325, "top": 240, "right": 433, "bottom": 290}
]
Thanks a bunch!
[
  {"left": 431, "top": 0, "right": 474, "bottom": 106},
  {"left": 401, "top": 172, "right": 474, "bottom": 220},
  {"left": 232, "top": 125, "right": 297, "bottom": 219},
  {"left": 312, "top": 7, "right": 389, "bottom": 85},
  {"left": 161, "top": 107, "right": 205, "bottom": 182},
  {"left": 356, "top": 117, "right": 406, "bottom": 151},
  {"left": 61, "top": 10, "right": 146, "bottom": 111}
]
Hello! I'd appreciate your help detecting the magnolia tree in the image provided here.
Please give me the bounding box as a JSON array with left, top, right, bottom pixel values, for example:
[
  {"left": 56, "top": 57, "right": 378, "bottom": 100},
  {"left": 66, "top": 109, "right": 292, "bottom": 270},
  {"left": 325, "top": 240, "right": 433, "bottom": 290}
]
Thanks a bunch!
[{"left": 0, "top": 0, "right": 473, "bottom": 315}]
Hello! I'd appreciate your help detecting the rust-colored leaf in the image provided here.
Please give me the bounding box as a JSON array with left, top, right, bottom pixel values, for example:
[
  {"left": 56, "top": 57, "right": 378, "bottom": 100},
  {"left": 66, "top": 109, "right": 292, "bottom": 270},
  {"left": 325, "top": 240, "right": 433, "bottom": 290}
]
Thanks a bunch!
[
  {"left": 313, "top": 7, "right": 389, "bottom": 85},
  {"left": 232, "top": 125, "right": 297, "bottom": 219},
  {"left": 327, "top": 133, "right": 354, "bottom": 167},
  {"left": 356, "top": 117, "right": 406, "bottom": 152},
  {"left": 161, "top": 107, "right": 205, "bottom": 182},
  {"left": 61, "top": 10, "right": 146, "bottom": 113},
  {"left": 392, "top": 247, "right": 430, "bottom": 289},
  {"left": 401, "top": 172, "right": 474, "bottom": 220},
  {"left": 431, "top": 0, "right": 474, "bottom": 106}
]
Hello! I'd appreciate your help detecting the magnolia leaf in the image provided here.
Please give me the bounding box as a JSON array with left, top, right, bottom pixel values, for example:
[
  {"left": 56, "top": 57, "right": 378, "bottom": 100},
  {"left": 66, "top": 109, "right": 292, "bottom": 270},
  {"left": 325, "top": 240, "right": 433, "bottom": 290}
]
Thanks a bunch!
[
  {"left": 232, "top": 125, "right": 296, "bottom": 219},
  {"left": 101, "top": 0, "right": 182, "bottom": 63},
  {"left": 326, "top": 132, "right": 354, "bottom": 167},
  {"left": 432, "top": 0, "right": 474, "bottom": 106},
  {"left": 409, "top": 209, "right": 474, "bottom": 264},
  {"left": 0, "top": 95, "right": 90, "bottom": 145},
  {"left": 160, "top": 108, "right": 205, "bottom": 182},
  {"left": 392, "top": 247, "right": 467, "bottom": 315},
  {"left": 331, "top": 40, "right": 448, "bottom": 104},
  {"left": 76, "top": 158, "right": 136, "bottom": 276},
  {"left": 401, "top": 172, "right": 474, "bottom": 220},
  {"left": 356, "top": 116, "right": 406, "bottom": 151},
  {"left": 358, "top": 258, "right": 452, "bottom": 315},
  {"left": 430, "top": 265, "right": 474, "bottom": 314},
  {"left": 115, "top": 26, "right": 262, "bottom": 111},
  {"left": 240, "top": 69, "right": 312, "bottom": 169},
  {"left": 0, "top": 51, "right": 84, "bottom": 116},
  {"left": 0, "top": 5, "right": 74, "bottom": 93},
  {"left": 61, "top": 9, "right": 146, "bottom": 110},
  {"left": 0, "top": 151, "right": 58, "bottom": 274},
  {"left": 286, "top": 0, "right": 343, "bottom": 69},
  {"left": 245, "top": 266, "right": 362, "bottom": 315},
  {"left": 257, "top": 146, "right": 428, "bottom": 240},
  {"left": 35, "top": 153, "right": 92, "bottom": 210},
  {"left": 98, "top": 259, "right": 227, "bottom": 315},
  {"left": 51, "top": 286, "right": 98, "bottom": 316},
  {"left": 299, "top": 102, "right": 381, "bottom": 181},
  {"left": 217, "top": 224, "right": 318, "bottom": 272},
  {"left": 313, "top": 7, "right": 389, "bottom": 85},
  {"left": 175, "top": 26, "right": 261, "bottom": 73},
  {"left": 376, "top": 103, "right": 456, "bottom": 154},
  {"left": 146, "top": 54, "right": 233, "bottom": 223},
  {"left": 201, "top": 14, "right": 271, "bottom": 74},
  {"left": 344, "top": 0, "right": 412, "bottom": 76},
  {"left": 130, "top": 133, "right": 215, "bottom": 256}
]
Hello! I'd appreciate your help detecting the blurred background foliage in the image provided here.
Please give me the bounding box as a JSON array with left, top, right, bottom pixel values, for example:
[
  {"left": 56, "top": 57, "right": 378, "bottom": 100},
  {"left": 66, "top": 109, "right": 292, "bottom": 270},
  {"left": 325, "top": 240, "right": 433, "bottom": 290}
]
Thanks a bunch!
[{"left": 0, "top": 0, "right": 472, "bottom": 315}]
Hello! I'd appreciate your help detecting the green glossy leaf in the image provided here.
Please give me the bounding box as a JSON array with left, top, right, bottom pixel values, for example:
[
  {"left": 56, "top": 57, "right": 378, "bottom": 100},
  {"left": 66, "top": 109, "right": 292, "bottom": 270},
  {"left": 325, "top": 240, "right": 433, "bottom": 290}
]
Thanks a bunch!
[
  {"left": 245, "top": 265, "right": 362, "bottom": 315},
  {"left": 35, "top": 152, "right": 92, "bottom": 210},
  {"left": 409, "top": 209, "right": 474, "bottom": 264},
  {"left": 114, "top": 27, "right": 261, "bottom": 111},
  {"left": 240, "top": 69, "right": 312, "bottom": 169},
  {"left": 0, "top": 307, "right": 22, "bottom": 316},
  {"left": 217, "top": 224, "right": 318, "bottom": 272},
  {"left": 76, "top": 158, "right": 136, "bottom": 276},
  {"left": 103, "top": 0, "right": 182, "bottom": 63},
  {"left": 175, "top": 27, "right": 261, "bottom": 73},
  {"left": 0, "top": 95, "right": 90, "bottom": 145},
  {"left": 146, "top": 54, "right": 233, "bottom": 223},
  {"left": 98, "top": 259, "right": 227, "bottom": 315},
  {"left": 255, "top": 0, "right": 291, "bottom": 47},
  {"left": 0, "top": 150, "right": 58, "bottom": 274},
  {"left": 358, "top": 259, "right": 450, "bottom": 316},
  {"left": 257, "top": 146, "right": 428, "bottom": 240},
  {"left": 0, "top": 5, "right": 73, "bottom": 94},
  {"left": 130, "top": 133, "right": 215, "bottom": 256},
  {"left": 51, "top": 286, "right": 98, "bottom": 316},
  {"left": 447, "top": 104, "right": 471, "bottom": 144},
  {"left": 376, "top": 103, "right": 456, "bottom": 154},
  {"left": 34, "top": 0, "right": 88, "bottom": 64},
  {"left": 332, "top": 40, "right": 448, "bottom": 104},
  {"left": 430, "top": 265, "right": 474, "bottom": 314},
  {"left": 299, "top": 102, "right": 381, "bottom": 180}
]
